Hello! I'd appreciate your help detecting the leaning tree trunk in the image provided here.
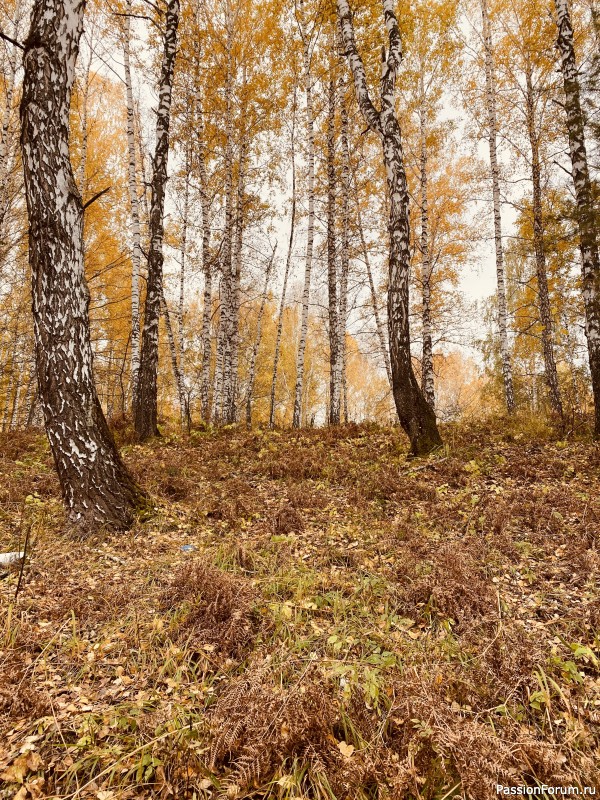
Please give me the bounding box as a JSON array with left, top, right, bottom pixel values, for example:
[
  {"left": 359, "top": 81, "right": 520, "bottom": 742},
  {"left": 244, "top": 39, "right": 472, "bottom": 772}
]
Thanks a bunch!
[
  {"left": 353, "top": 177, "right": 392, "bottom": 387},
  {"left": 134, "top": 0, "right": 179, "bottom": 441},
  {"left": 554, "top": 0, "right": 600, "bottom": 435},
  {"left": 270, "top": 86, "right": 297, "bottom": 428},
  {"left": 122, "top": 0, "right": 142, "bottom": 406},
  {"left": 20, "top": 0, "right": 147, "bottom": 530},
  {"left": 160, "top": 290, "right": 185, "bottom": 417},
  {"left": 293, "top": 11, "right": 316, "bottom": 429},
  {"left": 419, "top": 100, "right": 435, "bottom": 410},
  {"left": 525, "top": 68, "right": 563, "bottom": 419},
  {"left": 481, "top": 0, "right": 516, "bottom": 414},
  {"left": 246, "top": 245, "right": 276, "bottom": 425},
  {"left": 326, "top": 55, "right": 341, "bottom": 425},
  {"left": 338, "top": 0, "right": 442, "bottom": 455}
]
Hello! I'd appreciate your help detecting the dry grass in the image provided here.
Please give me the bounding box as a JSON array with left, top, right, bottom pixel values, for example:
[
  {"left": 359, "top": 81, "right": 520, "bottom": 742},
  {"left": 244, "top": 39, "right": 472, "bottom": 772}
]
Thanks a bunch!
[{"left": 0, "top": 418, "right": 599, "bottom": 799}]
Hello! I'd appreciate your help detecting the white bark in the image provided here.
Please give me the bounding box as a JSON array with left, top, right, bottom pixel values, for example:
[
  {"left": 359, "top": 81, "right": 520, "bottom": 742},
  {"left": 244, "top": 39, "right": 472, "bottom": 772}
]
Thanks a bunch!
[
  {"left": 554, "top": 0, "right": 600, "bottom": 434},
  {"left": 135, "top": 0, "right": 180, "bottom": 440},
  {"left": 122, "top": 0, "right": 142, "bottom": 406},
  {"left": 293, "top": 6, "right": 316, "bottom": 429}
]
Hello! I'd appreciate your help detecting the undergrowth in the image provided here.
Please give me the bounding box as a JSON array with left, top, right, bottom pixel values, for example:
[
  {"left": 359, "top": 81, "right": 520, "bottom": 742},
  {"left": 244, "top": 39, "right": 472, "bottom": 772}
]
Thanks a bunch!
[{"left": 0, "top": 418, "right": 599, "bottom": 799}]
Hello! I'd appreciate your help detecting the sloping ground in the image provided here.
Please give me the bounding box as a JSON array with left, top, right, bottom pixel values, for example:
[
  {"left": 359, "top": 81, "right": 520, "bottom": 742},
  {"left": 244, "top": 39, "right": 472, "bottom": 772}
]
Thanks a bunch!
[{"left": 0, "top": 420, "right": 599, "bottom": 800}]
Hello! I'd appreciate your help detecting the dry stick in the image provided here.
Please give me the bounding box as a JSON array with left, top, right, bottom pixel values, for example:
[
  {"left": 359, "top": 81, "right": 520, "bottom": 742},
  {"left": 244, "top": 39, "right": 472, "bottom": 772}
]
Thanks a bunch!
[{"left": 14, "top": 521, "right": 31, "bottom": 600}]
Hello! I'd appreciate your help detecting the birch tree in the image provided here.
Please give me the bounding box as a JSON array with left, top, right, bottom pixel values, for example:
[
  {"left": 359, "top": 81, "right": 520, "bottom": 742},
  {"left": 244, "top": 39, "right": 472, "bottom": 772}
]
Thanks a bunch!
[
  {"left": 134, "top": 0, "right": 180, "bottom": 441},
  {"left": 292, "top": 0, "right": 316, "bottom": 429},
  {"left": 523, "top": 65, "right": 563, "bottom": 418},
  {"left": 337, "top": 0, "right": 442, "bottom": 454},
  {"left": 121, "top": 0, "right": 142, "bottom": 405},
  {"left": 326, "top": 43, "right": 342, "bottom": 425},
  {"left": 554, "top": 0, "right": 600, "bottom": 435},
  {"left": 20, "top": 0, "right": 147, "bottom": 529},
  {"left": 480, "top": 0, "right": 516, "bottom": 413}
]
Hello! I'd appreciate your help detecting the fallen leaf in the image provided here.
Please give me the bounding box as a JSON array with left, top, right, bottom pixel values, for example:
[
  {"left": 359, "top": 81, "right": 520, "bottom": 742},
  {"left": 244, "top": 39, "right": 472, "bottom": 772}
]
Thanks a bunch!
[{"left": 338, "top": 741, "right": 355, "bottom": 758}]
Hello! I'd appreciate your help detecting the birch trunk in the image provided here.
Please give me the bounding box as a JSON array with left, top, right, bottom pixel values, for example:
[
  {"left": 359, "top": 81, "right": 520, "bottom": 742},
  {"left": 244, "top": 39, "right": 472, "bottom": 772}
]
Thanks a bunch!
[
  {"left": 327, "top": 57, "right": 341, "bottom": 425},
  {"left": 196, "top": 97, "right": 213, "bottom": 421},
  {"left": 122, "top": 0, "right": 142, "bottom": 407},
  {"left": 246, "top": 244, "right": 276, "bottom": 425},
  {"left": 215, "top": 22, "right": 235, "bottom": 423},
  {"left": 419, "top": 101, "right": 435, "bottom": 410},
  {"left": 269, "top": 87, "right": 297, "bottom": 429},
  {"left": 134, "top": 0, "right": 179, "bottom": 441},
  {"left": 76, "top": 43, "right": 92, "bottom": 198},
  {"left": 481, "top": 0, "right": 516, "bottom": 413},
  {"left": 0, "top": 0, "right": 22, "bottom": 240},
  {"left": 176, "top": 145, "right": 191, "bottom": 429},
  {"left": 225, "top": 132, "right": 248, "bottom": 424},
  {"left": 339, "top": 83, "right": 350, "bottom": 423},
  {"left": 525, "top": 67, "right": 563, "bottom": 419},
  {"left": 21, "top": 0, "right": 147, "bottom": 530},
  {"left": 293, "top": 8, "right": 316, "bottom": 429},
  {"left": 338, "top": 0, "right": 442, "bottom": 454},
  {"left": 0, "top": 1, "right": 21, "bottom": 190},
  {"left": 554, "top": 0, "right": 600, "bottom": 435}
]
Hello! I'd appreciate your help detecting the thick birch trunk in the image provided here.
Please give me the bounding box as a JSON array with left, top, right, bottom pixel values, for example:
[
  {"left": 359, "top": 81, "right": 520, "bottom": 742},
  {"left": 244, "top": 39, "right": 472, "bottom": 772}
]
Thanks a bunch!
[
  {"left": 122, "top": 0, "right": 142, "bottom": 408},
  {"left": 525, "top": 68, "right": 563, "bottom": 419},
  {"left": 554, "top": 0, "right": 600, "bottom": 435},
  {"left": 293, "top": 13, "right": 316, "bottom": 429},
  {"left": 327, "top": 58, "right": 341, "bottom": 425},
  {"left": 21, "top": 0, "right": 147, "bottom": 530},
  {"left": 338, "top": 0, "right": 441, "bottom": 454},
  {"left": 246, "top": 245, "right": 276, "bottom": 425},
  {"left": 134, "top": 0, "right": 179, "bottom": 441},
  {"left": 481, "top": 0, "right": 516, "bottom": 413},
  {"left": 270, "top": 88, "right": 297, "bottom": 429}
]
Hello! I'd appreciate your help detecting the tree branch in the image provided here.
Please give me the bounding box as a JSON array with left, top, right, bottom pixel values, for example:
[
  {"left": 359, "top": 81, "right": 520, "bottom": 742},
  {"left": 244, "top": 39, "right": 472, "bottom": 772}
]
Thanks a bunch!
[
  {"left": 0, "top": 28, "right": 24, "bottom": 50},
  {"left": 83, "top": 186, "right": 112, "bottom": 210}
]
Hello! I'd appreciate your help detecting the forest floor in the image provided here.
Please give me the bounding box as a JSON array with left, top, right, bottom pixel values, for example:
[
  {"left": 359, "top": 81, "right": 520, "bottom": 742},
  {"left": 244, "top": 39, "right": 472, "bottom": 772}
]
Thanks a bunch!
[{"left": 0, "top": 418, "right": 599, "bottom": 800}]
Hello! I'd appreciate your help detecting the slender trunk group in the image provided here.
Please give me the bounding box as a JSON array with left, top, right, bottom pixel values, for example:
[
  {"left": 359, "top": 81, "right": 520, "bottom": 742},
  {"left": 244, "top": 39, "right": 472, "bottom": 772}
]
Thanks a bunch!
[
  {"left": 524, "top": 66, "right": 563, "bottom": 419},
  {"left": 246, "top": 245, "right": 277, "bottom": 425}
]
